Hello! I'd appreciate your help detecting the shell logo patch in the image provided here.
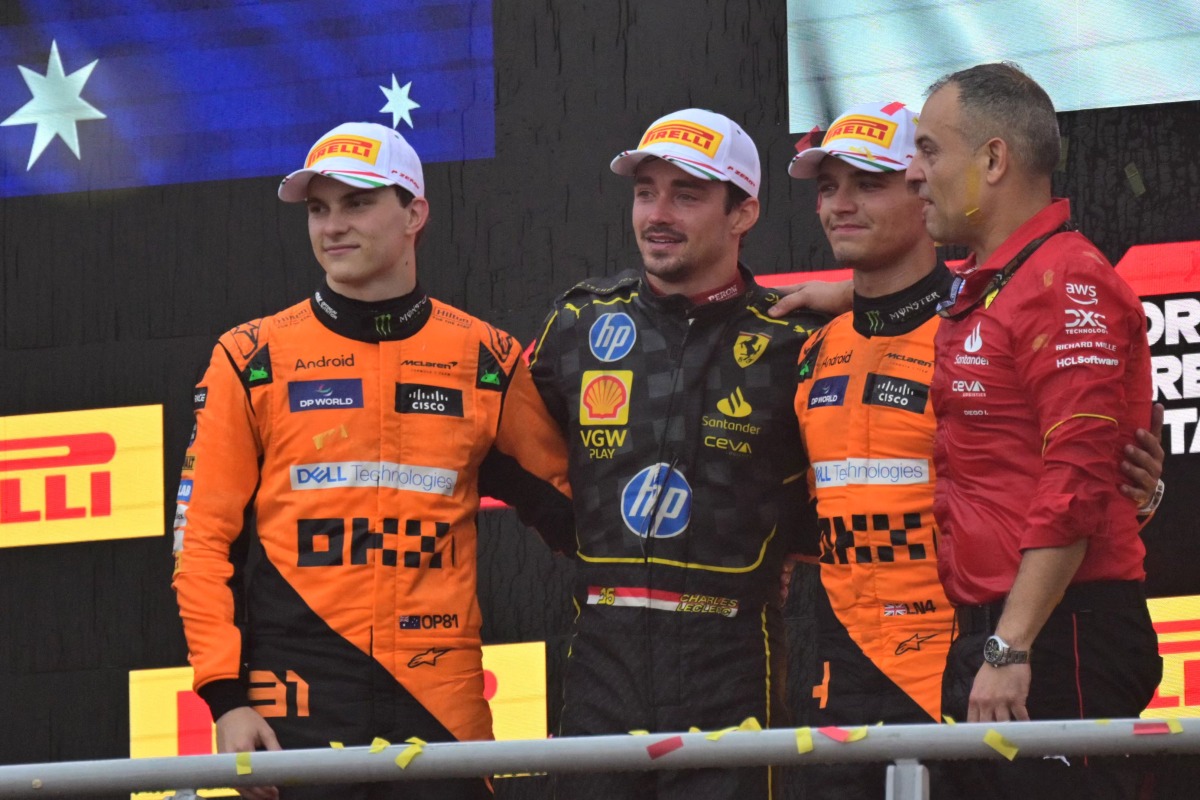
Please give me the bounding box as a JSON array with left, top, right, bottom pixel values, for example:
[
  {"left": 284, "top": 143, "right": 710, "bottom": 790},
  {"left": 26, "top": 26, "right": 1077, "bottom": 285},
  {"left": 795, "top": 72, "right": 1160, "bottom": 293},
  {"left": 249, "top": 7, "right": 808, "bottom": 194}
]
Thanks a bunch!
[{"left": 580, "top": 370, "right": 632, "bottom": 425}]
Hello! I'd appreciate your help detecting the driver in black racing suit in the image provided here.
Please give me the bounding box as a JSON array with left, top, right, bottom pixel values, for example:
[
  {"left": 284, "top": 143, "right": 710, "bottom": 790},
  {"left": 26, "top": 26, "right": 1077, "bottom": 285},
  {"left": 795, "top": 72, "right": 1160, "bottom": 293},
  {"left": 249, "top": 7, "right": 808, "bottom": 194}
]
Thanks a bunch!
[{"left": 528, "top": 108, "right": 825, "bottom": 799}]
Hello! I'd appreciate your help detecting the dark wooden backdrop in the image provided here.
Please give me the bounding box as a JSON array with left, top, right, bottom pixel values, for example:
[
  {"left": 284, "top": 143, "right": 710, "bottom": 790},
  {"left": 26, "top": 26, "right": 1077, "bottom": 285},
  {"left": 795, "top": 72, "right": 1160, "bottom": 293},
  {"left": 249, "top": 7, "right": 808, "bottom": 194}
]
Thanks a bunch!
[{"left": 2, "top": 2, "right": 1198, "bottom": 795}]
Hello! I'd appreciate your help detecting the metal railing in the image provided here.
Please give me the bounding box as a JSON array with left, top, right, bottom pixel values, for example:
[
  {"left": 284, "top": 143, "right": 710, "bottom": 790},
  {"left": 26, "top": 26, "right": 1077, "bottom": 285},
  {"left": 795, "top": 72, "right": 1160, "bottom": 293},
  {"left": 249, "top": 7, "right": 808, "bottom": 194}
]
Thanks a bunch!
[{"left": 1, "top": 718, "right": 1197, "bottom": 799}]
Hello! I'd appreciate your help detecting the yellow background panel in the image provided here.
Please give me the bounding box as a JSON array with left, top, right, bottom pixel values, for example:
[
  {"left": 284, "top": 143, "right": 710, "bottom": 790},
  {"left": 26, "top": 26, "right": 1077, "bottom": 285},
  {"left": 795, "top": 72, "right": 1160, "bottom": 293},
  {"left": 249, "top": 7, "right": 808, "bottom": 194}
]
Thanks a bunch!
[
  {"left": 129, "top": 641, "right": 548, "bottom": 798},
  {"left": 1143, "top": 595, "right": 1200, "bottom": 719},
  {"left": 0, "top": 405, "right": 163, "bottom": 547}
]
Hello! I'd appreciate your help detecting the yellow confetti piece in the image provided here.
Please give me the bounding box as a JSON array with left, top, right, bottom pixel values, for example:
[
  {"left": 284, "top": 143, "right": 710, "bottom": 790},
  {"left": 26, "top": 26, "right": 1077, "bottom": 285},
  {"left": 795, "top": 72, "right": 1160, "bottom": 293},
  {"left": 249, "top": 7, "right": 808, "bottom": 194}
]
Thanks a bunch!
[
  {"left": 235, "top": 752, "right": 252, "bottom": 776},
  {"left": 629, "top": 730, "right": 649, "bottom": 736},
  {"left": 395, "top": 737, "right": 426, "bottom": 769},
  {"left": 845, "top": 727, "right": 868, "bottom": 742},
  {"left": 688, "top": 727, "right": 701, "bottom": 734},
  {"left": 984, "top": 729, "right": 1019, "bottom": 761},
  {"left": 330, "top": 742, "right": 344, "bottom": 749},
  {"left": 943, "top": 715, "right": 956, "bottom": 725},
  {"left": 1168, "top": 720, "right": 1183, "bottom": 734},
  {"left": 1095, "top": 719, "right": 1112, "bottom": 726},
  {"left": 984, "top": 289, "right": 999, "bottom": 309},
  {"left": 795, "top": 727, "right": 813, "bottom": 754},
  {"left": 738, "top": 717, "right": 762, "bottom": 732},
  {"left": 706, "top": 726, "right": 739, "bottom": 741},
  {"left": 369, "top": 737, "right": 390, "bottom": 754}
]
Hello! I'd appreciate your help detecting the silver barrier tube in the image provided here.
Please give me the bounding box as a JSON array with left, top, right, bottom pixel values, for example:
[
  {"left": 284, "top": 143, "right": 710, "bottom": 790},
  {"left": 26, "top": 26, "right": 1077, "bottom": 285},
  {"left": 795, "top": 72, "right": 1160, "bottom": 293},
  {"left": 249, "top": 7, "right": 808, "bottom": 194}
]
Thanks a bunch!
[{"left": 0, "top": 719, "right": 1197, "bottom": 798}]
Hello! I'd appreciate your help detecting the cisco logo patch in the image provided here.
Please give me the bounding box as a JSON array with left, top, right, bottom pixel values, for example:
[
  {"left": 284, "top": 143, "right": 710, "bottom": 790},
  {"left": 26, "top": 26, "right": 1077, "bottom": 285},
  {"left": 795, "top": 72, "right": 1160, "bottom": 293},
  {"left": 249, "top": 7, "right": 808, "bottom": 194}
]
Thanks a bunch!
[{"left": 396, "top": 384, "right": 464, "bottom": 417}]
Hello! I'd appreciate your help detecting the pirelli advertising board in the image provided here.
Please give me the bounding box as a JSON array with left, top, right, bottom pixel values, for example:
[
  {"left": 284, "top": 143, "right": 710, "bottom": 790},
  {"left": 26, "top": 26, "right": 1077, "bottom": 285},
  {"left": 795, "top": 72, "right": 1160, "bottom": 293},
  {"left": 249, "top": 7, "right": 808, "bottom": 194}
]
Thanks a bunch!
[
  {"left": 129, "top": 642, "right": 547, "bottom": 798},
  {"left": 0, "top": 405, "right": 164, "bottom": 548}
]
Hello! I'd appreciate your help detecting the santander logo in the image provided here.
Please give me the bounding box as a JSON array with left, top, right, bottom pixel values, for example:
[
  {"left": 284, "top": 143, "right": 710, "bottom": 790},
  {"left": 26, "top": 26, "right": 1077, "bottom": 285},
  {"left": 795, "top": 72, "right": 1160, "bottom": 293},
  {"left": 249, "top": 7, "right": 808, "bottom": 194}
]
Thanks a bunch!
[{"left": 964, "top": 322, "right": 983, "bottom": 353}]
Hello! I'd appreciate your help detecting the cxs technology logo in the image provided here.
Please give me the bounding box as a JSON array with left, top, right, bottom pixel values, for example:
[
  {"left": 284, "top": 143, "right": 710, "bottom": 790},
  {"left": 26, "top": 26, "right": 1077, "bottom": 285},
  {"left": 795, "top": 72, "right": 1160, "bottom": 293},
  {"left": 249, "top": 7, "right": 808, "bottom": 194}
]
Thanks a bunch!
[
  {"left": 588, "top": 313, "right": 637, "bottom": 362},
  {"left": 287, "top": 379, "right": 363, "bottom": 412},
  {"left": 0, "top": 405, "right": 163, "bottom": 548},
  {"left": 621, "top": 463, "right": 692, "bottom": 538}
]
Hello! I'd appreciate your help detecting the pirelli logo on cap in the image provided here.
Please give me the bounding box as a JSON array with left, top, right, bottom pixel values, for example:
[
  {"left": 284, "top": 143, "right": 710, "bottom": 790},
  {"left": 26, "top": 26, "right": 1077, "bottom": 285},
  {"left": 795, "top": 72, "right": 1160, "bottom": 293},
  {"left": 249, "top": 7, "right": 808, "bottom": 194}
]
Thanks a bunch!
[
  {"left": 824, "top": 116, "right": 898, "bottom": 149},
  {"left": 639, "top": 121, "right": 723, "bottom": 158},
  {"left": 306, "top": 135, "right": 381, "bottom": 167}
]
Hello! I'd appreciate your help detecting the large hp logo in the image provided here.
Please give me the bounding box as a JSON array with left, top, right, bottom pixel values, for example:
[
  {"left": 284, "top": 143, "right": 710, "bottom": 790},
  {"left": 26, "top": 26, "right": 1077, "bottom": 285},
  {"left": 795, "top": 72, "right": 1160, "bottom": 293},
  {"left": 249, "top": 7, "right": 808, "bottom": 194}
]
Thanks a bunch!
[
  {"left": 588, "top": 313, "right": 637, "bottom": 362},
  {"left": 621, "top": 463, "right": 692, "bottom": 538}
]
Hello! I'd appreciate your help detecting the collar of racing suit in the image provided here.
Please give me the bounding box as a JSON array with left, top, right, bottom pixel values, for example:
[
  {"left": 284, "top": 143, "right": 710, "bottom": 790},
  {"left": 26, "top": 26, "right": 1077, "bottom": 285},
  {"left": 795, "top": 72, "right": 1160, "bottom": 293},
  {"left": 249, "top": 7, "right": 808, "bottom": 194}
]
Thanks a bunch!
[
  {"left": 308, "top": 281, "right": 433, "bottom": 342},
  {"left": 636, "top": 263, "right": 759, "bottom": 322},
  {"left": 852, "top": 262, "right": 953, "bottom": 338}
]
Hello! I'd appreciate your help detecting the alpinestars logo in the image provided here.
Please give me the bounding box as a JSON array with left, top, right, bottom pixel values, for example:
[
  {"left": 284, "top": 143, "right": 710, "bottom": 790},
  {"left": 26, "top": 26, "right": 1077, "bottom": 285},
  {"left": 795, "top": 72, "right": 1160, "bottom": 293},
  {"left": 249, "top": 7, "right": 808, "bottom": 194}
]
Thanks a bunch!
[{"left": 407, "top": 647, "right": 451, "bottom": 668}]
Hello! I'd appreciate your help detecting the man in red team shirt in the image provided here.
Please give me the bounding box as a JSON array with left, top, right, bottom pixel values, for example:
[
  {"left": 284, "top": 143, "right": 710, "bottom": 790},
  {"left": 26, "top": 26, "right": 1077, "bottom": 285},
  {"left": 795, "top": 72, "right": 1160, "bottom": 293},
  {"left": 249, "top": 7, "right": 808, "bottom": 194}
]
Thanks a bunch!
[{"left": 906, "top": 62, "right": 1162, "bottom": 799}]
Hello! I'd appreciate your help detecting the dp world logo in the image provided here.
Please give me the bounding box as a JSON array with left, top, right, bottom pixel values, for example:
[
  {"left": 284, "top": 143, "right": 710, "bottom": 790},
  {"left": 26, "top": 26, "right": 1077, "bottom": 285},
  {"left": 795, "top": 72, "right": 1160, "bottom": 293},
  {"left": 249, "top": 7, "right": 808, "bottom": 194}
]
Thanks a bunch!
[
  {"left": 621, "top": 463, "right": 691, "bottom": 538},
  {"left": 588, "top": 313, "right": 637, "bottom": 362}
]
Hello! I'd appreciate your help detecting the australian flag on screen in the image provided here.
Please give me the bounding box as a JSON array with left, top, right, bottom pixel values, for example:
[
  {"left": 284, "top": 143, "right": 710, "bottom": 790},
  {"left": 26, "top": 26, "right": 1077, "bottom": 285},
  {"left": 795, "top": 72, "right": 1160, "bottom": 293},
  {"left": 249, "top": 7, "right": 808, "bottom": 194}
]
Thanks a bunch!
[{"left": 0, "top": 0, "right": 494, "bottom": 198}]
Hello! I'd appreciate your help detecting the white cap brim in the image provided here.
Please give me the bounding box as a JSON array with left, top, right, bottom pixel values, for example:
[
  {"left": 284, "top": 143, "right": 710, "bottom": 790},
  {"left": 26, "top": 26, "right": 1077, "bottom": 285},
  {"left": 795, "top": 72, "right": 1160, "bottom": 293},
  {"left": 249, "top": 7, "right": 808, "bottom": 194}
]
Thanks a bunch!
[
  {"left": 610, "top": 150, "right": 730, "bottom": 183},
  {"left": 788, "top": 146, "right": 900, "bottom": 179},
  {"left": 278, "top": 168, "right": 403, "bottom": 202}
]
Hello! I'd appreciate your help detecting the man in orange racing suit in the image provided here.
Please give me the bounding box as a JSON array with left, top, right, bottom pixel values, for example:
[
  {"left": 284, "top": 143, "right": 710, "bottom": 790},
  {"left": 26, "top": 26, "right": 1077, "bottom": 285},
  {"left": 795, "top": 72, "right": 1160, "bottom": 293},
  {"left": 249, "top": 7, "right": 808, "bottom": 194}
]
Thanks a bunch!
[
  {"left": 172, "top": 122, "right": 572, "bottom": 800},
  {"left": 782, "top": 101, "right": 1165, "bottom": 800}
]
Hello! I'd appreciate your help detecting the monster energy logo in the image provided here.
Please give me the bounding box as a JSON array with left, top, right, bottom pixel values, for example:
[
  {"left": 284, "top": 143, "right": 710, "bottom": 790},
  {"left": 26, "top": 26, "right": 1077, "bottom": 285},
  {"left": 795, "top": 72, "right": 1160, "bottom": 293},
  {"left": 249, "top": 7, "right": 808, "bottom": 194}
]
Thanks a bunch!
[
  {"left": 375, "top": 314, "right": 393, "bottom": 336},
  {"left": 866, "top": 310, "right": 883, "bottom": 333}
]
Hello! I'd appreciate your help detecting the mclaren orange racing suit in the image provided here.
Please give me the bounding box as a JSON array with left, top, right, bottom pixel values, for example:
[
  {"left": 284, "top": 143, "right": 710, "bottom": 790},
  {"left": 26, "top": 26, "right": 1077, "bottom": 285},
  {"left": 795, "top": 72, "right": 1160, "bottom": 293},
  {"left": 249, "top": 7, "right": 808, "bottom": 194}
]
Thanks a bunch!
[
  {"left": 792, "top": 265, "right": 955, "bottom": 799},
  {"left": 172, "top": 283, "right": 573, "bottom": 759}
]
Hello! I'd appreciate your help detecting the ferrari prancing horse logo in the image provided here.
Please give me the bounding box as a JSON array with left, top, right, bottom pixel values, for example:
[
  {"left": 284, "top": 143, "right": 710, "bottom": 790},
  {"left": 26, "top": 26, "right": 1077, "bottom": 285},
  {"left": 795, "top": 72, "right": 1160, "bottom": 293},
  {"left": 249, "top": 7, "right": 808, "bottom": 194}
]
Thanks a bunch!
[{"left": 734, "top": 332, "right": 770, "bottom": 368}]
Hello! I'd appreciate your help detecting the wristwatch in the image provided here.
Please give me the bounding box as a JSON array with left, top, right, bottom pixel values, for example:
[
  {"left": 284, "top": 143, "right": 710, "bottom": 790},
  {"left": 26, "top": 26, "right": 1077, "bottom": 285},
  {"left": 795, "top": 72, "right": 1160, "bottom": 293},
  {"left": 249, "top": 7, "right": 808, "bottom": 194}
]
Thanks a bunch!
[{"left": 983, "top": 634, "right": 1030, "bottom": 667}]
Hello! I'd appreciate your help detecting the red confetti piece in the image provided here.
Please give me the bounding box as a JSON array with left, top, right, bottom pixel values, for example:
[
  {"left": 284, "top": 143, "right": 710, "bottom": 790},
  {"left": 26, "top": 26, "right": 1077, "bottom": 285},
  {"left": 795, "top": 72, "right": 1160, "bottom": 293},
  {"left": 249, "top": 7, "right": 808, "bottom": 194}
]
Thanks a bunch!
[
  {"left": 881, "top": 101, "right": 906, "bottom": 116},
  {"left": 647, "top": 735, "right": 685, "bottom": 759},
  {"left": 1133, "top": 722, "right": 1172, "bottom": 735},
  {"left": 817, "top": 726, "right": 852, "bottom": 743},
  {"left": 794, "top": 125, "right": 823, "bottom": 153}
]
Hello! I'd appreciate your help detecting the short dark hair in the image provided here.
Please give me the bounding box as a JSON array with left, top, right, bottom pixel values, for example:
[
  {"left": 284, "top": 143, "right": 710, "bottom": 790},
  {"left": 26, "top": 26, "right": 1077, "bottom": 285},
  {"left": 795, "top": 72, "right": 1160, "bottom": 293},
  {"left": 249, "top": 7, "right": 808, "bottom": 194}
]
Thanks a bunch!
[
  {"left": 724, "top": 183, "right": 751, "bottom": 214},
  {"left": 391, "top": 185, "right": 424, "bottom": 248},
  {"left": 392, "top": 185, "right": 415, "bottom": 207},
  {"left": 927, "top": 62, "right": 1061, "bottom": 178}
]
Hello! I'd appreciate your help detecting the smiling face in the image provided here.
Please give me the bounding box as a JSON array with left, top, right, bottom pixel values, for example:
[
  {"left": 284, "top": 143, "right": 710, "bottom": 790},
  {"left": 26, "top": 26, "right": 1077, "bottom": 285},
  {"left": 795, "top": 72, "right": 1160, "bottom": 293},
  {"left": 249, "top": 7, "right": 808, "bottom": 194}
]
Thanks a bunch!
[
  {"left": 816, "top": 156, "right": 928, "bottom": 273},
  {"left": 306, "top": 175, "right": 427, "bottom": 301},
  {"left": 631, "top": 158, "right": 758, "bottom": 295}
]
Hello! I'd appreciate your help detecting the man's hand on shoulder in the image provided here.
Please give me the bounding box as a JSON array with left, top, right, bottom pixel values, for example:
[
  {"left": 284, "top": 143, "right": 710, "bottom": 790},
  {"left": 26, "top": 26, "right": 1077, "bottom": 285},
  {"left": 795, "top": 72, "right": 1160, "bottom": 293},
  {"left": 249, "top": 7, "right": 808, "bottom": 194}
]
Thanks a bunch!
[
  {"left": 768, "top": 280, "right": 853, "bottom": 318},
  {"left": 216, "top": 706, "right": 281, "bottom": 800}
]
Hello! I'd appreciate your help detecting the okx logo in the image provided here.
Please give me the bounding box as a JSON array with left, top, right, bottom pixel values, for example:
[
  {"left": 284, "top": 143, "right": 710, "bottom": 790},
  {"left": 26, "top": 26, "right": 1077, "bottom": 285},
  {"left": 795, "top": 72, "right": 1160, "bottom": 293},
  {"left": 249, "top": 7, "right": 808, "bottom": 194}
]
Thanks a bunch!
[
  {"left": 588, "top": 313, "right": 637, "bottom": 362},
  {"left": 621, "top": 463, "right": 692, "bottom": 538}
]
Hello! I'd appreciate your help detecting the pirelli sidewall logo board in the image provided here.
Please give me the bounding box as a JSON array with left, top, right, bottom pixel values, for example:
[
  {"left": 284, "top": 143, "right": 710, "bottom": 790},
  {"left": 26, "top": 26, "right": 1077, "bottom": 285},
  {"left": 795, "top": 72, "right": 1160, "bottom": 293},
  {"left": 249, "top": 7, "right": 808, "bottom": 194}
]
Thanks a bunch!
[
  {"left": 129, "top": 642, "right": 548, "bottom": 799},
  {"left": 0, "top": 405, "right": 164, "bottom": 548}
]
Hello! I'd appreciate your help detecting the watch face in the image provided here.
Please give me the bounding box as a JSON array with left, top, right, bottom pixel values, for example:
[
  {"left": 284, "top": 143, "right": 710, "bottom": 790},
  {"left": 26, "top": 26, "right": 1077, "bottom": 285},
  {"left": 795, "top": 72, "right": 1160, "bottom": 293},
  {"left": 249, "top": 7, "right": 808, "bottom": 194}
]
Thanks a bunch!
[{"left": 984, "top": 636, "right": 1003, "bottom": 664}]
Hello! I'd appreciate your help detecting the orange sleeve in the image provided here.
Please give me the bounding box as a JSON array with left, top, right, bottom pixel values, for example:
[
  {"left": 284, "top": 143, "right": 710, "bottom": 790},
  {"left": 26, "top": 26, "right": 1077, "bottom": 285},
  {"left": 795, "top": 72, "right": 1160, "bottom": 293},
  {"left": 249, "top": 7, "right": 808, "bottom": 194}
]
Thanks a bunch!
[
  {"left": 480, "top": 348, "right": 576, "bottom": 552},
  {"left": 171, "top": 336, "right": 264, "bottom": 705}
]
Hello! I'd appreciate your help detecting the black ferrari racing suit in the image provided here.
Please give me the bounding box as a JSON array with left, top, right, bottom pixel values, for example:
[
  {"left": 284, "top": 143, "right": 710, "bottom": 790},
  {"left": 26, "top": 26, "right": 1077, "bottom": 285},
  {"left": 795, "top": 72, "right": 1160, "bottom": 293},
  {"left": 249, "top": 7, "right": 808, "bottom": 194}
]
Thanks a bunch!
[{"left": 528, "top": 266, "right": 824, "bottom": 799}]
